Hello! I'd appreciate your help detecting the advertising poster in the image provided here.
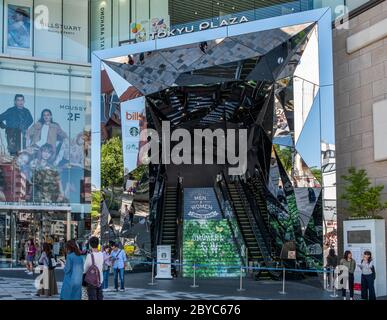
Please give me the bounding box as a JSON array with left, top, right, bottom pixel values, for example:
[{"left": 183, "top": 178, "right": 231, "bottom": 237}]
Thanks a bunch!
[
  {"left": 120, "top": 97, "right": 146, "bottom": 176},
  {"left": 7, "top": 4, "right": 31, "bottom": 49},
  {"left": 155, "top": 245, "right": 172, "bottom": 279},
  {"left": 0, "top": 93, "right": 91, "bottom": 211},
  {"left": 182, "top": 188, "right": 241, "bottom": 278}
]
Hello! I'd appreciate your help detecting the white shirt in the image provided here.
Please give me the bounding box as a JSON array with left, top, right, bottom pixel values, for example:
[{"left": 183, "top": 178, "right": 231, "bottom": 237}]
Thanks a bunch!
[
  {"left": 37, "top": 124, "right": 49, "bottom": 147},
  {"left": 84, "top": 251, "right": 104, "bottom": 284}
]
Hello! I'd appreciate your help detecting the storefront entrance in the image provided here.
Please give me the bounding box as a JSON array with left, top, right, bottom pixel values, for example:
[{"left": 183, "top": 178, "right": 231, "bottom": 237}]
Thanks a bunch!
[{"left": 0, "top": 210, "right": 91, "bottom": 268}]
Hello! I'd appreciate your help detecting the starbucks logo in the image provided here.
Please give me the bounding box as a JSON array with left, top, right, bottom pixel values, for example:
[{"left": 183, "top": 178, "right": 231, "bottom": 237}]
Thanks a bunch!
[{"left": 129, "top": 127, "right": 139, "bottom": 137}]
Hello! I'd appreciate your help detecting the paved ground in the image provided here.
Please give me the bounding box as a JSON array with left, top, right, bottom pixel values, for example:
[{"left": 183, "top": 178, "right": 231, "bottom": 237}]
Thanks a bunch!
[{"left": 0, "top": 270, "right": 368, "bottom": 300}]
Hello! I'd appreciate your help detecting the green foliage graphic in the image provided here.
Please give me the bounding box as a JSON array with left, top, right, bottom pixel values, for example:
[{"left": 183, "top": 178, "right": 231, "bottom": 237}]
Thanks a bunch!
[{"left": 183, "top": 220, "right": 241, "bottom": 278}]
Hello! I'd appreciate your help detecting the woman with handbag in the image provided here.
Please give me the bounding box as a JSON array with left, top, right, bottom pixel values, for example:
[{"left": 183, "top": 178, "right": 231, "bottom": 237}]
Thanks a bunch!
[
  {"left": 36, "top": 243, "right": 58, "bottom": 297},
  {"left": 358, "top": 250, "right": 376, "bottom": 300}
]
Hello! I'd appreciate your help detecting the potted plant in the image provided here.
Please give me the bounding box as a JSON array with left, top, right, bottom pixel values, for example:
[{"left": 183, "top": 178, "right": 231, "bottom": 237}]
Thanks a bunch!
[{"left": 341, "top": 167, "right": 387, "bottom": 219}]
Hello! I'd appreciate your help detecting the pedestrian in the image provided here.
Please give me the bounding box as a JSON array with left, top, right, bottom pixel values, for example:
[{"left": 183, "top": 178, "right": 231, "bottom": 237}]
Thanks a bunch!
[
  {"left": 25, "top": 239, "right": 36, "bottom": 275},
  {"left": 326, "top": 248, "right": 338, "bottom": 289},
  {"left": 340, "top": 250, "right": 356, "bottom": 300},
  {"left": 129, "top": 203, "right": 135, "bottom": 227},
  {"left": 60, "top": 240, "right": 84, "bottom": 300},
  {"left": 84, "top": 237, "right": 104, "bottom": 300},
  {"left": 52, "top": 239, "right": 60, "bottom": 260},
  {"left": 359, "top": 250, "right": 376, "bottom": 300},
  {"left": 36, "top": 243, "right": 58, "bottom": 297},
  {"left": 102, "top": 245, "right": 112, "bottom": 291},
  {"left": 111, "top": 242, "right": 127, "bottom": 292}
]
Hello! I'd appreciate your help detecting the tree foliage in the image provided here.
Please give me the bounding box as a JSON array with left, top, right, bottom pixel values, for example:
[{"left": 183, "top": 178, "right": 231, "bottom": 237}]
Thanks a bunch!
[
  {"left": 91, "top": 191, "right": 101, "bottom": 219},
  {"left": 274, "top": 145, "right": 292, "bottom": 174},
  {"left": 101, "top": 137, "right": 124, "bottom": 190},
  {"left": 341, "top": 167, "right": 387, "bottom": 218}
]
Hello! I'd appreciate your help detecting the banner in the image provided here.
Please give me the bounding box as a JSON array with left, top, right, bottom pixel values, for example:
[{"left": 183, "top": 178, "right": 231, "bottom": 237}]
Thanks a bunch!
[
  {"left": 0, "top": 92, "right": 91, "bottom": 212},
  {"left": 182, "top": 188, "right": 241, "bottom": 278},
  {"left": 120, "top": 97, "right": 145, "bottom": 176},
  {"left": 155, "top": 245, "right": 172, "bottom": 279}
]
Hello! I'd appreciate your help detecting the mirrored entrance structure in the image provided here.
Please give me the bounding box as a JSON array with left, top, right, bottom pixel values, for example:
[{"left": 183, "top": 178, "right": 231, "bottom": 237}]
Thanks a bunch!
[{"left": 92, "top": 8, "right": 335, "bottom": 278}]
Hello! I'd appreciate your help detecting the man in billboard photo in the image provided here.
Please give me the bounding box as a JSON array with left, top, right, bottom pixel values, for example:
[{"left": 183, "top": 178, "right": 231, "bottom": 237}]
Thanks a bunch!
[
  {"left": 7, "top": 6, "right": 31, "bottom": 49},
  {"left": 0, "top": 94, "right": 33, "bottom": 156}
]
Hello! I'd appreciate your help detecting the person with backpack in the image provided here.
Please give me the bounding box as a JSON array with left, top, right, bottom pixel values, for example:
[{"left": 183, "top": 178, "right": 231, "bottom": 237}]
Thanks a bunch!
[
  {"left": 83, "top": 237, "right": 104, "bottom": 300},
  {"left": 36, "top": 242, "right": 58, "bottom": 297},
  {"left": 111, "top": 242, "right": 127, "bottom": 292},
  {"left": 358, "top": 250, "right": 376, "bottom": 300}
]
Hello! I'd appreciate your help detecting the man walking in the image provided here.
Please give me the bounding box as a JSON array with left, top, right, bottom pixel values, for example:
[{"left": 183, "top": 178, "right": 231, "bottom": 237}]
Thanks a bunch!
[
  {"left": 111, "top": 242, "right": 127, "bottom": 292},
  {"left": 0, "top": 94, "right": 33, "bottom": 155}
]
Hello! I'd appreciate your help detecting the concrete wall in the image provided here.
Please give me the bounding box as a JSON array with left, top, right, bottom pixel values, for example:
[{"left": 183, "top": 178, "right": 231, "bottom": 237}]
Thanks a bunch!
[{"left": 333, "top": 1, "right": 387, "bottom": 255}]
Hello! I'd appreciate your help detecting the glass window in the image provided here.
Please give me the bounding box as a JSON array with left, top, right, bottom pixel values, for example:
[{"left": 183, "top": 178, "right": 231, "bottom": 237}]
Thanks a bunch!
[
  {"left": 34, "top": 0, "right": 62, "bottom": 60},
  {"left": 3, "top": 0, "right": 33, "bottom": 57},
  {"left": 346, "top": 0, "right": 370, "bottom": 12},
  {"left": 0, "top": 0, "right": 3, "bottom": 53},
  {"left": 0, "top": 58, "right": 91, "bottom": 213},
  {"left": 63, "top": 0, "right": 89, "bottom": 63},
  {"left": 69, "top": 66, "right": 92, "bottom": 212}
]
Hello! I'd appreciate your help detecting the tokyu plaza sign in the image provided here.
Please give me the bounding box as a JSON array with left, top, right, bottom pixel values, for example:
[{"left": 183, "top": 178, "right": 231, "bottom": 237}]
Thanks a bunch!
[{"left": 149, "top": 16, "right": 249, "bottom": 40}]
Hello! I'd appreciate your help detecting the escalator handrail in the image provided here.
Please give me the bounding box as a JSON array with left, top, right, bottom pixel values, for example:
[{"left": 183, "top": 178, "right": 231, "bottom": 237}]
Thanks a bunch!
[
  {"left": 237, "top": 176, "right": 274, "bottom": 258},
  {"left": 233, "top": 177, "right": 272, "bottom": 261},
  {"left": 214, "top": 180, "right": 246, "bottom": 267}
]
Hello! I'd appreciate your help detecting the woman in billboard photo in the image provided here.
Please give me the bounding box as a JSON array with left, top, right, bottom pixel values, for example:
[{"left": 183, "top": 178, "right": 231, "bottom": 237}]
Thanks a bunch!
[{"left": 26, "top": 109, "right": 68, "bottom": 159}]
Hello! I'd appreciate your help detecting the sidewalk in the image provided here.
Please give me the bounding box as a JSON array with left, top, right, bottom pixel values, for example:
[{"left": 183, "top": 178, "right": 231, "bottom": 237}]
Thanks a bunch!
[{"left": 0, "top": 270, "right": 371, "bottom": 300}]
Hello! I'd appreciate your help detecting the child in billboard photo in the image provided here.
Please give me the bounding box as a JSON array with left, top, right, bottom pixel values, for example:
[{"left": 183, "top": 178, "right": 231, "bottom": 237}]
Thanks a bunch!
[
  {"left": 30, "top": 143, "right": 66, "bottom": 203},
  {"left": 0, "top": 94, "right": 33, "bottom": 156}
]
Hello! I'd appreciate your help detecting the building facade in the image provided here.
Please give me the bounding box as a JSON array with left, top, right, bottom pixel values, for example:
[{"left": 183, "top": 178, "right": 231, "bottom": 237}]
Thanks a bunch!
[
  {"left": 0, "top": 0, "right": 384, "bottom": 268},
  {"left": 333, "top": 0, "right": 387, "bottom": 255}
]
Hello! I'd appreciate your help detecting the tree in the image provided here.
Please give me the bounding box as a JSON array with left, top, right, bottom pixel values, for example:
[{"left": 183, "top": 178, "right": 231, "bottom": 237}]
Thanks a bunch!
[
  {"left": 91, "top": 191, "right": 101, "bottom": 219},
  {"left": 101, "top": 136, "right": 124, "bottom": 194},
  {"left": 341, "top": 167, "right": 387, "bottom": 218},
  {"left": 274, "top": 145, "right": 292, "bottom": 174},
  {"left": 310, "top": 167, "right": 322, "bottom": 184}
]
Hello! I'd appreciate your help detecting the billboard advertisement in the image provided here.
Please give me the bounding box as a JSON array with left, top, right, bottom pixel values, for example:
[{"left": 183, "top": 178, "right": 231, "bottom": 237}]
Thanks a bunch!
[
  {"left": 0, "top": 93, "right": 91, "bottom": 212},
  {"left": 120, "top": 97, "right": 146, "bottom": 176},
  {"left": 182, "top": 188, "right": 241, "bottom": 278}
]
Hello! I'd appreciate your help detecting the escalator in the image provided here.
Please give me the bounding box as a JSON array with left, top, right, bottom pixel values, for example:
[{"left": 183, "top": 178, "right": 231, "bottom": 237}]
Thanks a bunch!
[
  {"left": 160, "top": 186, "right": 179, "bottom": 257},
  {"left": 227, "top": 181, "right": 277, "bottom": 280}
]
